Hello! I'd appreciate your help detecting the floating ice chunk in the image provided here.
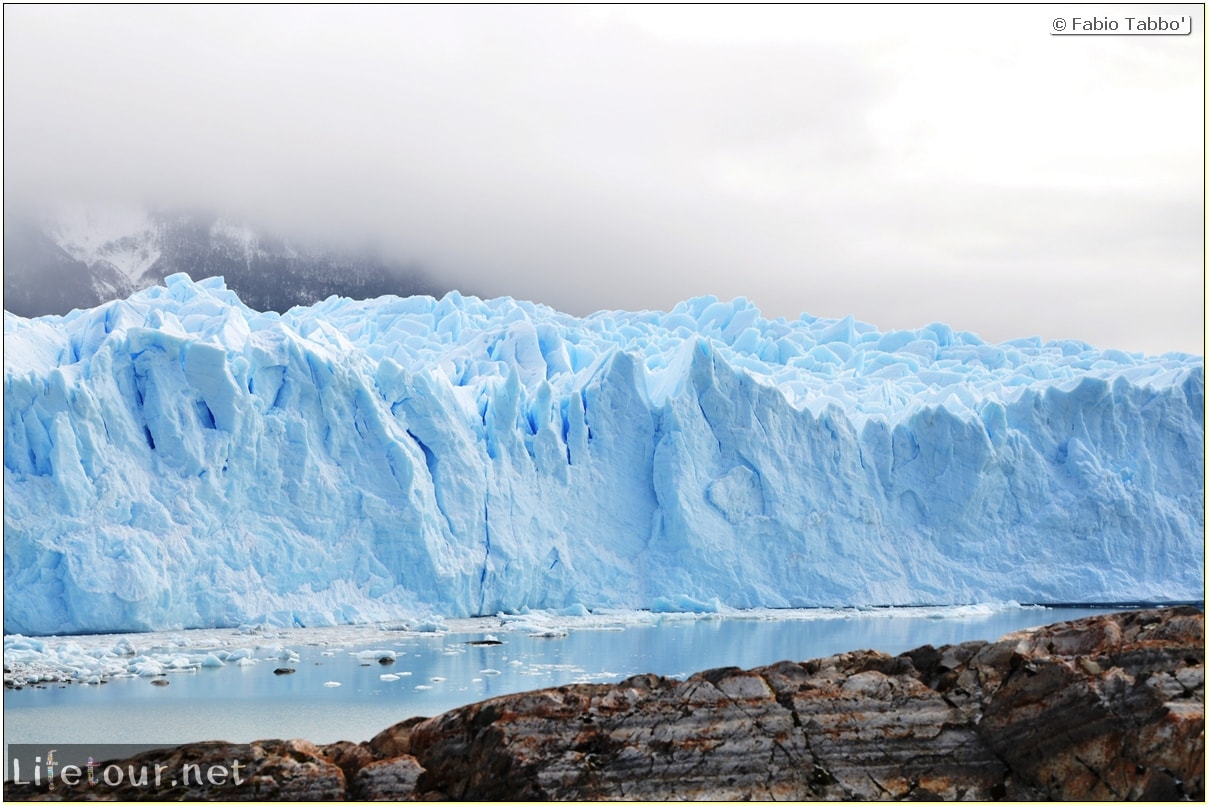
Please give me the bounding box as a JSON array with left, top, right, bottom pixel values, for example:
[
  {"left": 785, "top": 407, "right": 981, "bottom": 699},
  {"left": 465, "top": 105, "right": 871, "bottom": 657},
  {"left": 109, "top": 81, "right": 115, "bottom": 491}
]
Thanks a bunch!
[
  {"left": 379, "top": 673, "right": 400, "bottom": 681},
  {"left": 131, "top": 660, "right": 164, "bottom": 677},
  {"left": 558, "top": 604, "right": 591, "bottom": 617},
  {"left": 4, "top": 636, "right": 46, "bottom": 653},
  {"left": 354, "top": 649, "right": 396, "bottom": 661}
]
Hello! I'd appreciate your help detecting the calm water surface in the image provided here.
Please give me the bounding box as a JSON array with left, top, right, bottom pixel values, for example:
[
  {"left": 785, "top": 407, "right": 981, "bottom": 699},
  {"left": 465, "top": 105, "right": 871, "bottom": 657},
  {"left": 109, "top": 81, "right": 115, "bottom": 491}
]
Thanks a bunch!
[{"left": 4, "top": 606, "right": 1124, "bottom": 747}]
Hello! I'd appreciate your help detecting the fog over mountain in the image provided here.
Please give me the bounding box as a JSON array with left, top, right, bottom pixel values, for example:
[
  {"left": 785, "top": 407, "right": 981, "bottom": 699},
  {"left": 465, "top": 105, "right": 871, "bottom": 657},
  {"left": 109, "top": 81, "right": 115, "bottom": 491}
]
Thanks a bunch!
[
  {"left": 3, "top": 205, "right": 455, "bottom": 318},
  {"left": 3, "top": 6, "right": 1204, "bottom": 353}
]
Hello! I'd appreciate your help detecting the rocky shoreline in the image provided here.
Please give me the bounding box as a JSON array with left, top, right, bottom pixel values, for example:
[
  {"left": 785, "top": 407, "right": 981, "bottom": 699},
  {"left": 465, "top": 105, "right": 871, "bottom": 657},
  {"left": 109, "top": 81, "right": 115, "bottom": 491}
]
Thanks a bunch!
[{"left": 6, "top": 606, "right": 1203, "bottom": 801}]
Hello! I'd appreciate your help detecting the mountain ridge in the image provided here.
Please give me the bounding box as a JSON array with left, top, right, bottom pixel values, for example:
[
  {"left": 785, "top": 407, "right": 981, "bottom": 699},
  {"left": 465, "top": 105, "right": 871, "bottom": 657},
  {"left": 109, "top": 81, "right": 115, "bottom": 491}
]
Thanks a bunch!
[{"left": 4, "top": 204, "right": 455, "bottom": 317}]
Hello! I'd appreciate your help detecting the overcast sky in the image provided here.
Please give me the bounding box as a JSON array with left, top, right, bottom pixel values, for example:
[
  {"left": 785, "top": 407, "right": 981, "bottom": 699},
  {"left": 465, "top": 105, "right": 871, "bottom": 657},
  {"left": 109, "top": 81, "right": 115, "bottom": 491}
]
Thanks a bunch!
[{"left": 4, "top": 4, "right": 1204, "bottom": 354}]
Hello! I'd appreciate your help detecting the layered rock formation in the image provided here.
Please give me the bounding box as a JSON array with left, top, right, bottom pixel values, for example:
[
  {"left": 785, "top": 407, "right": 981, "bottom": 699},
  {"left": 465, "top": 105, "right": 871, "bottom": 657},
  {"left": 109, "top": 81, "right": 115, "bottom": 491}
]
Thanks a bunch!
[{"left": 6, "top": 607, "right": 1203, "bottom": 801}]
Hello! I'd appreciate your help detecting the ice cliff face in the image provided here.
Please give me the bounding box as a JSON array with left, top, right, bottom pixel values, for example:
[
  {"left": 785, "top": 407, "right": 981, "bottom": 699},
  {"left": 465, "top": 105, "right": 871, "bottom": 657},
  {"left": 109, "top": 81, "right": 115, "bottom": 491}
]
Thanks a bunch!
[{"left": 4, "top": 274, "right": 1204, "bottom": 635}]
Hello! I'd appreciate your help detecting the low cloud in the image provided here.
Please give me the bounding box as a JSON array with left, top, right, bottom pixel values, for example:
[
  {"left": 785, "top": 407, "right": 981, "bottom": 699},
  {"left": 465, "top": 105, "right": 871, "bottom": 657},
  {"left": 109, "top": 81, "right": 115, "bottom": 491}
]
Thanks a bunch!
[{"left": 4, "top": 5, "right": 1203, "bottom": 353}]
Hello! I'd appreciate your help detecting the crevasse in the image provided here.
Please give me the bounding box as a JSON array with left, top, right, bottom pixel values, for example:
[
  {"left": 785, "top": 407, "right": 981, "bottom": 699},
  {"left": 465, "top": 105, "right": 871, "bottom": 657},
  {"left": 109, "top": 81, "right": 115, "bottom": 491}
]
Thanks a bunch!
[{"left": 3, "top": 273, "right": 1203, "bottom": 635}]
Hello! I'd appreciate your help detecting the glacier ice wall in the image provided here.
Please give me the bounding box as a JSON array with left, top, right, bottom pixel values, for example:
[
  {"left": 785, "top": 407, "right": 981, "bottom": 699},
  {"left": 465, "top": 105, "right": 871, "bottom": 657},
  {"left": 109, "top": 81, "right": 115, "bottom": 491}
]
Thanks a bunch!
[{"left": 4, "top": 274, "right": 1204, "bottom": 634}]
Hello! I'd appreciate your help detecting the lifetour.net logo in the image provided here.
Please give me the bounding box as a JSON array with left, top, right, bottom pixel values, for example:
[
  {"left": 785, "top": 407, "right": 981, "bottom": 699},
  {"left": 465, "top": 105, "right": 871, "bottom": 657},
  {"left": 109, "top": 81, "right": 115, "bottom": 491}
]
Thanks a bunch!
[{"left": 6, "top": 745, "right": 247, "bottom": 796}]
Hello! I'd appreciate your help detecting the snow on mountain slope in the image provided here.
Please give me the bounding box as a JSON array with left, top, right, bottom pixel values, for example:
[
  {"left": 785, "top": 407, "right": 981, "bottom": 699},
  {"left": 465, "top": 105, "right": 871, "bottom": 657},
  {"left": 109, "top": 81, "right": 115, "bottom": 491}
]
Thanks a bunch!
[
  {"left": 5, "top": 205, "right": 451, "bottom": 321},
  {"left": 4, "top": 274, "right": 1204, "bottom": 635},
  {"left": 46, "top": 203, "right": 161, "bottom": 287}
]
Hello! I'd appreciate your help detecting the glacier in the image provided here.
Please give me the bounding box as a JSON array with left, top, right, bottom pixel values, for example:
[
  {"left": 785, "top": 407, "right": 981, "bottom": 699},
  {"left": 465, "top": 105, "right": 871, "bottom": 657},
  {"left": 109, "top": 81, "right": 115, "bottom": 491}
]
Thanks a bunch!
[{"left": 3, "top": 273, "right": 1204, "bottom": 635}]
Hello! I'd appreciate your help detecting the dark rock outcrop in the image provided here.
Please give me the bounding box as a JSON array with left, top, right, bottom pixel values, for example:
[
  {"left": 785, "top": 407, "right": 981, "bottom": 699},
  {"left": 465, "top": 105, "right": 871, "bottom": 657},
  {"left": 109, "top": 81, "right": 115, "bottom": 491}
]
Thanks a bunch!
[{"left": 6, "top": 607, "right": 1203, "bottom": 801}]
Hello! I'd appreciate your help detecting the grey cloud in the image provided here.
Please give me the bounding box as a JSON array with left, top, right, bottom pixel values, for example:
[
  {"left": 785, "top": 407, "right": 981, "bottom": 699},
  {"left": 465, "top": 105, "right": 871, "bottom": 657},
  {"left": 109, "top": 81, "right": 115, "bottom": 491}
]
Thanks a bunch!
[{"left": 3, "top": 4, "right": 1203, "bottom": 354}]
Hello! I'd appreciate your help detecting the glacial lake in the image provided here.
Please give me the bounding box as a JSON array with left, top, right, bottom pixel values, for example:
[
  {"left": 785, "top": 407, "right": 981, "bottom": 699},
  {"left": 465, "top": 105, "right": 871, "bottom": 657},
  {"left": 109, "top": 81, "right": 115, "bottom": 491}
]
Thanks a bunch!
[{"left": 4, "top": 605, "right": 1130, "bottom": 749}]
